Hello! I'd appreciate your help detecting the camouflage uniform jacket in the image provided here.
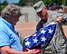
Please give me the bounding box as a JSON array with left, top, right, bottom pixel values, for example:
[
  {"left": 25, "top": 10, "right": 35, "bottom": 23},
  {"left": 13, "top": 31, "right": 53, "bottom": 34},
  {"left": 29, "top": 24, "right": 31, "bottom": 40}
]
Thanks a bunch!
[{"left": 36, "top": 17, "right": 67, "bottom": 54}]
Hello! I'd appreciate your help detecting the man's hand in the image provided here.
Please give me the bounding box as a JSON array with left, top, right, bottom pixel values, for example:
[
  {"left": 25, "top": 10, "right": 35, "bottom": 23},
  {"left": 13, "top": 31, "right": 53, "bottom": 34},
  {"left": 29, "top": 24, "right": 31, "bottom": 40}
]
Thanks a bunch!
[
  {"left": 26, "top": 48, "right": 41, "bottom": 54},
  {"left": 56, "top": 16, "right": 64, "bottom": 23}
]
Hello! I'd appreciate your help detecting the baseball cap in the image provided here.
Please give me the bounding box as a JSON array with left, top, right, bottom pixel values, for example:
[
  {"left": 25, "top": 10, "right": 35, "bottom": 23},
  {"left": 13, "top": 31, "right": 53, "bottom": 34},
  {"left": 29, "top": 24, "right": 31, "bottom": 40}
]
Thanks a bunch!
[{"left": 33, "top": 1, "right": 45, "bottom": 12}]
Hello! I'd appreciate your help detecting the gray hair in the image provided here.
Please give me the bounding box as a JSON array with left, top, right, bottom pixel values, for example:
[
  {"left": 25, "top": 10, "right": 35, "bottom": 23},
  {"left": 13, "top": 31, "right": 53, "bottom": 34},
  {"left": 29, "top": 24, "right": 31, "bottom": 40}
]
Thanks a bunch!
[{"left": 1, "top": 4, "right": 22, "bottom": 18}]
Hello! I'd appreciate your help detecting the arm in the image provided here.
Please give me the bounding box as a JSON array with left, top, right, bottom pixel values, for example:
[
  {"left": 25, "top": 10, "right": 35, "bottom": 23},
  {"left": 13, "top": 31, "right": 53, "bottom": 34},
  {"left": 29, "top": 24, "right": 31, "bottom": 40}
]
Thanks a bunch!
[{"left": 0, "top": 46, "right": 38, "bottom": 54}]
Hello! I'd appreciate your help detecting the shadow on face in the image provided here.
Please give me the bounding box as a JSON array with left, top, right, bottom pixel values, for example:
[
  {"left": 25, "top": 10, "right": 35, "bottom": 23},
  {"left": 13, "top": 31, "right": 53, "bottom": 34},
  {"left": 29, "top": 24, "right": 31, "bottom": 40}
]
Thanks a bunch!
[{"left": 37, "top": 7, "right": 48, "bottom": 21}]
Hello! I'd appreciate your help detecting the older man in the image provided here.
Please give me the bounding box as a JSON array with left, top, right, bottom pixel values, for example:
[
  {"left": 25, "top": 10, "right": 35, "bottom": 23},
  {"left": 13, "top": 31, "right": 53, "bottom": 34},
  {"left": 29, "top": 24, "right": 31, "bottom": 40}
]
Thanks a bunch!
[
  {"left": 33, "top": 1, "right": 67, "bottom": 54},
  {"left": 0, "top": 4, "right": 40, "bottom": 54}
]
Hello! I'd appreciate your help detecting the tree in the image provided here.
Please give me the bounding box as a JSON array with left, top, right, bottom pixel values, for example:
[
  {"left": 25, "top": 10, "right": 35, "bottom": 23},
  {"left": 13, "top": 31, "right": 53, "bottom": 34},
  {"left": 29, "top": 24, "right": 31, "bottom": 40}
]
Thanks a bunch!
[
  {"left": 33, "top": 0, "right": 40, "bottom": 4},
  {"left": 18, "top": 0, "right": 26, "bottom": 6},
  {"left": 65, "top": 0, "right": 67, "bottom": 5},
  {"left": 2, "top": 0, "right": 8, "bottom": 5},
  {"left": 56, "top": 0, "right": 62, "bottom": 5},
  {"left": 0, "top": 0, "right": 8, "bottom": 15},
  {"left": 43, "top": 0, "right": 52, "bottom": 4}
]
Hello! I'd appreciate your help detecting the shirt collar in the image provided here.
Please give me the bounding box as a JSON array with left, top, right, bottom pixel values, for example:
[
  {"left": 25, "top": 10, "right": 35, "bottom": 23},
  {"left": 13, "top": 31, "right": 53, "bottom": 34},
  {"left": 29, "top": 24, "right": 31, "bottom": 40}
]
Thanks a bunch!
[{"left": 0, "top": 17, "right": 14, "bottom": 31}]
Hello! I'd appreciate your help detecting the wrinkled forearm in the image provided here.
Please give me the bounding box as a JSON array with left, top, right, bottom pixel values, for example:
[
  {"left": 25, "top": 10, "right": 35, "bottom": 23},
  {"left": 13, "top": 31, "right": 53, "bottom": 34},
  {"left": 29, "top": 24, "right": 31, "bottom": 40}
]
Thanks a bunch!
[
  {"left": 0, "top": 46, "right": 28, "bottom": 54},
  {"left": 0, "top": 46, "right": 36, "bottom": 54}
]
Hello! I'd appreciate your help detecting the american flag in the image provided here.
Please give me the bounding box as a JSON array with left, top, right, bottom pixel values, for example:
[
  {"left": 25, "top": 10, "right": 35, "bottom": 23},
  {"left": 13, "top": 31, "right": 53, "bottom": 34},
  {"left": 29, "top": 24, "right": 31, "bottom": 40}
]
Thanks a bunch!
[{"left": 23, "top": 22, "right": 56, "bottom": 51}]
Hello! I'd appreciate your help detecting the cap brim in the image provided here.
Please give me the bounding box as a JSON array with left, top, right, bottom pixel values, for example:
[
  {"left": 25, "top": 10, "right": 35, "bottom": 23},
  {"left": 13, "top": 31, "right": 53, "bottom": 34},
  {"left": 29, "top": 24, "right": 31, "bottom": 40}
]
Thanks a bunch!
[{"left": 36, "top": 7, "right": 43, "bottom": 12}]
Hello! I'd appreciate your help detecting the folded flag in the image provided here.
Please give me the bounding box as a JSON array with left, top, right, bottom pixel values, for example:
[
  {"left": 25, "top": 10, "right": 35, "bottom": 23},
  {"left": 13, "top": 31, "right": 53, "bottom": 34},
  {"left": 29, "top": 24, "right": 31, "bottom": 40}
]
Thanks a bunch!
[{"left": 23, "top": 22, "right": 56, "bottom": 51}]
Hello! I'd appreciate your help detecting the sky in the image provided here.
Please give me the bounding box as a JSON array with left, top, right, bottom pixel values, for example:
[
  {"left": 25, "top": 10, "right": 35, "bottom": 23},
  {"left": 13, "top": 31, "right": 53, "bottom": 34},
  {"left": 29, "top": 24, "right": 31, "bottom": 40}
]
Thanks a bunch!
[{"left": 0, "top": 0, "right": 19, "bottom": 3}]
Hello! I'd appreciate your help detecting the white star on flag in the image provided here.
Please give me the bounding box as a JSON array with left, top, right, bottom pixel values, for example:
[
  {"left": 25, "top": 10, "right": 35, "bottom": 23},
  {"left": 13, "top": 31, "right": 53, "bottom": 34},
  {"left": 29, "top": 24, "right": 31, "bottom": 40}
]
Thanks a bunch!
[
  {"left": 41, "top": 37, "right": 46, "bottom": 42},
  {"left": 23, "top": 22, "right": 56, "bottom": 50},
  {"left": 33, "top": 34, "right": 36, "bottom": 36},
  {"left": 48, "top": 29, "right": 53, "bottom": 34},
  {"left": 25, "top": 41, "right": 31, "bottom": 46},
  {"left": 41, "top": 30, "right": 46, "bottom": 34},
  {"left": 25, "top": 38, "right": 29, "bottom": 41},
  {"left": 33, "top": 38, "right": 38, "bottom": 43}
]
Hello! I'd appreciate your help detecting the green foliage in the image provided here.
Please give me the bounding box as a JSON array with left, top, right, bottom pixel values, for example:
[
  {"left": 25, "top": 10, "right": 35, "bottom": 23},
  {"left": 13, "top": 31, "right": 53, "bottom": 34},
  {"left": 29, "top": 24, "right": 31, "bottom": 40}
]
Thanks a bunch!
[
  {"left": 20, "top": 37, "right": 23, "bottom": 45},
  {"left": 43, "top": 0, "right": 52, "bottom": 4},
  {"left": 40, "top": 48, "right": 45, "bottom": 54},
  {"left": 19, "top": 35, "right": 24, "bottom": 45},
  {"left": 65, "top": 0, "right": 67, "bottom": 5},
  {"left": 0, "top": 5, "right": 6, "bottom": 11},
  {"left": 2, "top": 0, "right": 8, "bottom": 5},
  {"left": 34, "top": 0, "right": 66, "bottom": 6},
  {"left": 0, "top": 0, "right": 8, "bottom": 15},
  {"left": 0, "top": 5, "right": 6, "bottom": 15},
  {"left": 56, "top": 0, "right": 62, "bottom": 5},
  {"left": 33, "top": 0, "right": 39, "bottom": 4},
  {"left": 18, "top": 0, "right": 26, "bottom": 6},
  {"left": 33, "top": 0, "right": 52, "bottom": 5}
]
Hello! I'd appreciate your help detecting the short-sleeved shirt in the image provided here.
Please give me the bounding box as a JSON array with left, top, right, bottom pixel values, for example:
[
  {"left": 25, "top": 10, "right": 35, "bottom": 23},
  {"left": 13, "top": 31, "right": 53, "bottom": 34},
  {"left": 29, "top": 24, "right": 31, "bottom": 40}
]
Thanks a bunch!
[{"left": 0, "top": 17, "right": 23, "bottom": 51}]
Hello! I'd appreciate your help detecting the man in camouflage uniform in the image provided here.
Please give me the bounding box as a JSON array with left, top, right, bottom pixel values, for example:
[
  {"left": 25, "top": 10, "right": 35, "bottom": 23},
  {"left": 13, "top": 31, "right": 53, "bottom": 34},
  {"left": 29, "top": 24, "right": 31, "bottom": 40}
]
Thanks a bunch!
[{"left": 33, "top": 1, "right": 67, "bottom": 54}]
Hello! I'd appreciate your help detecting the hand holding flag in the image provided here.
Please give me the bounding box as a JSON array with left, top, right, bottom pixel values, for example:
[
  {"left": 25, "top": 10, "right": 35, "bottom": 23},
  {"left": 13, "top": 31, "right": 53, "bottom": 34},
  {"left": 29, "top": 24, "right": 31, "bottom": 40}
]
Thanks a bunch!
[{"left": 23, "top": 22, "right": 56, "bottom": 51}]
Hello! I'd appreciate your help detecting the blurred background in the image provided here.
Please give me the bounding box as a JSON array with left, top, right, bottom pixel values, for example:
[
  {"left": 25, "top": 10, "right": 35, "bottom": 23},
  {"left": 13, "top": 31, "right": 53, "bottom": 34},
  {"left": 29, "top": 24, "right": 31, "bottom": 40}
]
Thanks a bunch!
[
  {"left": 0, "top": 0, "right": 67, "bottom": 38},
  {"left": 0, "top": 0, "right": 67, "bottom": 22}
]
